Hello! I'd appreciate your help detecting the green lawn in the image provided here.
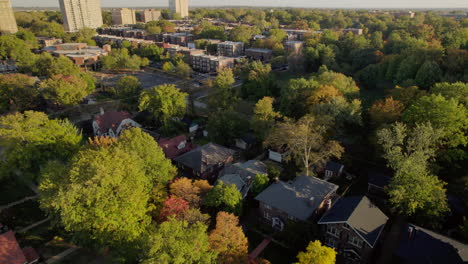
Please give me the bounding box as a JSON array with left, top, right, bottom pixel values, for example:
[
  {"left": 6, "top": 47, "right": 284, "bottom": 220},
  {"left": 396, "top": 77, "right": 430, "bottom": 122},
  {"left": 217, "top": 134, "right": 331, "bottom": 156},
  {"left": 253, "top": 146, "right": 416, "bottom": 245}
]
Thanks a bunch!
[
  {"left": 0, "top": 177, "right": 35, "bottom": 205},
  {"left": 0, "top": 200, "right": 46, "bottom": 230}
]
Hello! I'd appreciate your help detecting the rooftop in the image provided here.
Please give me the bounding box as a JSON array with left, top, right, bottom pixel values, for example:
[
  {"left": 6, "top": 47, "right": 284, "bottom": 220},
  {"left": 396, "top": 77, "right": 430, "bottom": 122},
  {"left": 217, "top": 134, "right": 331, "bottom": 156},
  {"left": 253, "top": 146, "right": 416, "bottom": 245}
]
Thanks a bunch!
[
  {"left": 174, "top": 143, "right": 235, "bottom": 173},
  {"left": 94, "top": 111, "right": 131, "bottom": 134},
  {"left": 396, "top": 224, "right": 468, "bottom": 264},
  {"left": 0, "top": 231, "right": 27, "bottom": 264},
  {"left": 318, "top": 196, "right": 388, "bottom": 247},
  {"left": 255, "top": 175, "right": 338, "bottom": 221}
]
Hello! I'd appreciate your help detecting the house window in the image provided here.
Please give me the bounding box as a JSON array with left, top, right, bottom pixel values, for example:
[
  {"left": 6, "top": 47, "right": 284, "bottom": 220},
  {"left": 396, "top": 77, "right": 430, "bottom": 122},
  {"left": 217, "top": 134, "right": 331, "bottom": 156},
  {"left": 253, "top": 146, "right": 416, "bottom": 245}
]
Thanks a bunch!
[
  {"left": 263, "top": 211, "right": 271, "bottom": 220},
  {"left": 264, "top": 204, "right": 271, "bottom": 210},
  {"left": 327, "top": 225, "right": 341, "bottom": 238},
  {"left": 348, "top": 236, "right": 364, "bottom": 248},
  {"left": 325, "top": 170, "right": 333, "bottom": 178},
  {"left": 324, "top": 236, "right": 337, "bottom": 248}
]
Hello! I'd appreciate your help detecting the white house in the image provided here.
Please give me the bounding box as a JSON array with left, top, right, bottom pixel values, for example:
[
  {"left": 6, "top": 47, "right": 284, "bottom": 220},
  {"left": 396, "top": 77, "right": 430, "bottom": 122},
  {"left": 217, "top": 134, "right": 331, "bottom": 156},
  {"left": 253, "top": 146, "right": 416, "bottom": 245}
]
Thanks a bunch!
[{"left": 92, "top": 110, "right": 141, "bottom": 138}]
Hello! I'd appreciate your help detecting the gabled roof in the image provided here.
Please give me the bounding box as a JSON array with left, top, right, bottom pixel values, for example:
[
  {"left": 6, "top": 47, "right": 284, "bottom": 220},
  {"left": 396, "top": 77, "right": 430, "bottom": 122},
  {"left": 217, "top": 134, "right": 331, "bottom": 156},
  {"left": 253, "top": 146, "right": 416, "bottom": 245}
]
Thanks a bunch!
[
  {"left": 94, "top": 111, "right": 131, "bottom": 133},
  {"left": 158, "top": 135, "right": 196, "bottom": 159},
  {"left": 174, "top": 143, "right": 235, "bottom": 173},
  {"left": 367, "top": 172, "right": 391, "bottom": 189},
  {"left": 325, "top": 161, "right": 344, "bottom": 173},
  {"left": 255, "top": 176, "right": 338, "bottom": 221},
  {"left": 219, "top": 160, "right": 267, "bottom": 197},
  {"left": 396, "top": 224, "right": 468, "bottom": 264},
  {"left": 218, "top": 174, "right": 246, "bottom": 193},
  {"left": 318, "top": 196, "right": 388, "bottom": 248},
  {"left": 0, "top": 231, "right": 27, "bottom": 264}
]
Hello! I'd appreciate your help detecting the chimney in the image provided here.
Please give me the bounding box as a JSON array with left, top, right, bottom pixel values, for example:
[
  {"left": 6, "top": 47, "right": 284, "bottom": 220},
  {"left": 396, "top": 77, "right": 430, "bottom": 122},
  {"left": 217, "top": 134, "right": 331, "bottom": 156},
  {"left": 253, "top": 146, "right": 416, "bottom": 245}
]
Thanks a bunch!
[
  {"left": 308, "top": 197, "right": 315, "bottom": 207},
  {"left": 408, "top": 226, "right": 415, "bottom": 240},
  {"left": 100, "top": 107, "right": 105, "bottom": 115}
]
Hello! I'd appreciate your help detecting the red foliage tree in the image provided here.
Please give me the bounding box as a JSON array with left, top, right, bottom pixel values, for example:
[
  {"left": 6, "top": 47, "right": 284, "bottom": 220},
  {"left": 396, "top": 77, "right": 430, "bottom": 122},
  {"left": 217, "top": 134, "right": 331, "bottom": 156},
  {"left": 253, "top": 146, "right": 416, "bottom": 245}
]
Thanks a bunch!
[{"left": 159, "top": 195, "right": 189, "bottom": 222}]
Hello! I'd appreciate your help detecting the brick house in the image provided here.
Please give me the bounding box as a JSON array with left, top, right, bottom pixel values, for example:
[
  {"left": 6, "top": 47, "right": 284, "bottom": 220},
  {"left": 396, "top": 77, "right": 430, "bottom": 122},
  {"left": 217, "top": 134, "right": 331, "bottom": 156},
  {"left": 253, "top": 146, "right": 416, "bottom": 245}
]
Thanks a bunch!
[
  {"left": 318, "top": 196, "right": 388, "bottom": 264},
  {"left": 92, "top": 110, "right": 141, "bottom": 138},
  {"left": 255, "top": 176, "right": 339, "bottom": 231},
  {"left": 174, "top": 143, "right": 235, "bottom": 181}
]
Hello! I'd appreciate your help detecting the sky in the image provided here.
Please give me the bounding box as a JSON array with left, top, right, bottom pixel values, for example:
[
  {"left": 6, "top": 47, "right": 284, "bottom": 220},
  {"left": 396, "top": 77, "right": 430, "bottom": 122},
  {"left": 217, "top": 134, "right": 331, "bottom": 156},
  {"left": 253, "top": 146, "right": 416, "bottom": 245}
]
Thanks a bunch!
[{"left": 11, "top": 0, "right": 468, "bottom": 8}]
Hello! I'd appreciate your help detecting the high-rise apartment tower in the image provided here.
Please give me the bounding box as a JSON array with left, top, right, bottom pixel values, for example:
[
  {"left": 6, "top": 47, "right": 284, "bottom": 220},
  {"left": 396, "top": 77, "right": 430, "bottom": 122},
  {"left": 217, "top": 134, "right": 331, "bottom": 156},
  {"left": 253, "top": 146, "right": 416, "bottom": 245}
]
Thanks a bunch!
[
  {"left": 59, "top": 0, "right": 103, "bottom": 32},
  {"left": 112, "top": 8, "right": 136, "bottom": 25},
  {"left": 0, "top": 0, "right": 18, "bottom": 34},
  {"left": 168, "top": 0, "right": 189, "bottom": 18},
  {"left": 142, "top": 9, "right": 161, "bottom": 23}
]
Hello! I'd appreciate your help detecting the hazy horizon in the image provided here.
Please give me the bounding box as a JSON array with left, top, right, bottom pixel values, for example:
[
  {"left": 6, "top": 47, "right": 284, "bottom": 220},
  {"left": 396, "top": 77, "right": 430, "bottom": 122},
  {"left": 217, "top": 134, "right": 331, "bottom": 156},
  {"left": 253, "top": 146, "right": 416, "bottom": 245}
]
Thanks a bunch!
[{"left": 11, "top": 0, "right": 468, "bottom": 9}]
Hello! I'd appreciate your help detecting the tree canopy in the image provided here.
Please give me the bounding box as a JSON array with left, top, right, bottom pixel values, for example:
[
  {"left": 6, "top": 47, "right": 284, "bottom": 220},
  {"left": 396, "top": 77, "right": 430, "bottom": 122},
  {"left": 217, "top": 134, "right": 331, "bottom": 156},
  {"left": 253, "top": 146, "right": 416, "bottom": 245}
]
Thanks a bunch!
[
  {"left": 138, "top": 84, "right": 188, "bottom": 126},
  {"left": 0, "top": 111, "right": 81, "bottom": 180},
  {"left": 209, "top": 212, "right": 248, "bottom": 264},
  {"left": 141, "top": 219, "right": 216, "bottom": 264},
  {"left": 295, "top": 240, "right": 336, "bottom": 264}
]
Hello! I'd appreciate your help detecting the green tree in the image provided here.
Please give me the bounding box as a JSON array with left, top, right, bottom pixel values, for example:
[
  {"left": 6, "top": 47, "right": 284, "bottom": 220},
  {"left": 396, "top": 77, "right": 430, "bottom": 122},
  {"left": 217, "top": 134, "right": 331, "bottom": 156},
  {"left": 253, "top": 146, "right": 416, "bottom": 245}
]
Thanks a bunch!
[
  {"left": 116, "top": 75, "right": 142, "bottom": 99},
  {"left": 101, "top": 48, "right": 149, "bottom": 70},
  {"left": 0, "top": 111, "right": 81, "bottom": 180},
  {"left": 138, "top": 84, "right": 188, "bottom": 126},
  {"left": 402, "top": 94, "right": 468, "bottom": 148},
  {"left": 251, "top": 173, "right": 269, "bottom": 195},
  {"left": 141, "top": 219, "right": 216, "bottom": 264},
  {"left": 15, "top": 30, "right": 39, "bottom": 49},
  {"left": 175, "top": 61, "right": 191, "bottom": 78},
  {"left": 118, "top": 128, "right": 176, "bottom": 186},
  {"left": 205, "top": 181, "right": 243, "bottom": 215},
  {"left": 430, "top": 82, "right": 468, "bottom": 106},
  {"left": 206, "top": 110, "right": 249, "bottom": 146},
  {"left": 415, "top": 60, "right": 442, "bottom": 88},
  {"left": 229, "top": 25, "right": 260, "bottom": 44},
  {"left": 40, "top": 74, "right": 92, "bottom": 106},
  {"left": 39, "top": 146, "right": 153, "bottom": 247},
  {"left": 295, "top": 240, "right": 336, "bottom": 264},
  {"left": 251, "top": 97, "right": 281, "bottom": 140},
  {"left": 241, "top": 61, "right": 276, "bottom": 100},
  {"left": 0, "top": 73, "right": 39, "bottom": 113},
  {"left": 162, "top": 61, "right": 175, "bottom": 72},
  {"left": 377, "top": 122, "right": 449, "bottom": 223},
  {"left": 265, "top": 115, "right": 344, "bottom": 176},
  {"left": 208, "top": 68, "right": 236, "bottom": 111}
]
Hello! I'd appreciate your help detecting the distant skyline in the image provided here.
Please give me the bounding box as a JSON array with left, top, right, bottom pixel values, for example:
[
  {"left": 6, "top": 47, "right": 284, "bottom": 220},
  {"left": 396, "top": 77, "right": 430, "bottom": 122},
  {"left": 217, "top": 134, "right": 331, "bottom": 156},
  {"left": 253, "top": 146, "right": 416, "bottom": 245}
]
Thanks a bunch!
[{"left": 11, "top": 0, "right": 468, "bottom": 9}]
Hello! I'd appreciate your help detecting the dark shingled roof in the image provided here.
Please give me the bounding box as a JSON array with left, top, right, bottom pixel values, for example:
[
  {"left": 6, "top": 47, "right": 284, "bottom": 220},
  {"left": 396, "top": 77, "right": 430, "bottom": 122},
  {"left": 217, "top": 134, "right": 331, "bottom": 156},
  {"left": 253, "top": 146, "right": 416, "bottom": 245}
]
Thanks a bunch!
[
  {"left": 396, "top": 224, "right": 468, "bottom": 264},
  {"left": 325, "top": 161, "right": 344, "bottom": 173},
  {"left": 255, "top": 176, "right": 338, "bottom": 221},
  {"left": 174, "top": 143, "right": 235, "bottom": 173},
  {"left": 318, "top": 196, "right": 388, "bottom": 247},
  {"left": 367, "top": 172, "right": 391, "bottom": 189}
]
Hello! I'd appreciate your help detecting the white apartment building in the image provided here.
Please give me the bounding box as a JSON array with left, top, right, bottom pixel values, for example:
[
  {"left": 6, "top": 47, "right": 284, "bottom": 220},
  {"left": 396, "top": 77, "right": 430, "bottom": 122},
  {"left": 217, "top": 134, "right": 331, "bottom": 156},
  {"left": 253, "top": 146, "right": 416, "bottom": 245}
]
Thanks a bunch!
[
  {"left": 169, "top": 0, "right": 189, "bottom": 18},
  {"left": 59, "top": 0, "right": 103, "bottom": 32},
  {"left": 112, "top": 8, "right": 137, "bottom": 25},
  {"left": 0, "top": 0, "right": 18, "bottom": 33}
]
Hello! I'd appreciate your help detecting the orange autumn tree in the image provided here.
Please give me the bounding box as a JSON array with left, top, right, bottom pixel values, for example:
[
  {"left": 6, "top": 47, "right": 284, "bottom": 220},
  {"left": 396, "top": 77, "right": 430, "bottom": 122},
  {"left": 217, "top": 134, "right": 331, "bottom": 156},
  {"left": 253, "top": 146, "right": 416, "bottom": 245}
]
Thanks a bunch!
[
  {"left": 169, "top": 178, "right": 213, "bottom": 207},
  {"left": 209, "top": 212, "right": 248, "bottom": 264},
  {"left": 369, "top": 97, "right": 404, "bottom": 127}
]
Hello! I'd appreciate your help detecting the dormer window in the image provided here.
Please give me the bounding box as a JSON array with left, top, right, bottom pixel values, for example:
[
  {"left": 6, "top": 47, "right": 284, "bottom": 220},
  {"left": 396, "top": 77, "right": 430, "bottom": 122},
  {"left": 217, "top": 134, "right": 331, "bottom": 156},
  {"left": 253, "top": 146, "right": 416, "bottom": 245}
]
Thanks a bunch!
[{"left": 177, "top": 140, "right": 186, "bottom": 150}]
